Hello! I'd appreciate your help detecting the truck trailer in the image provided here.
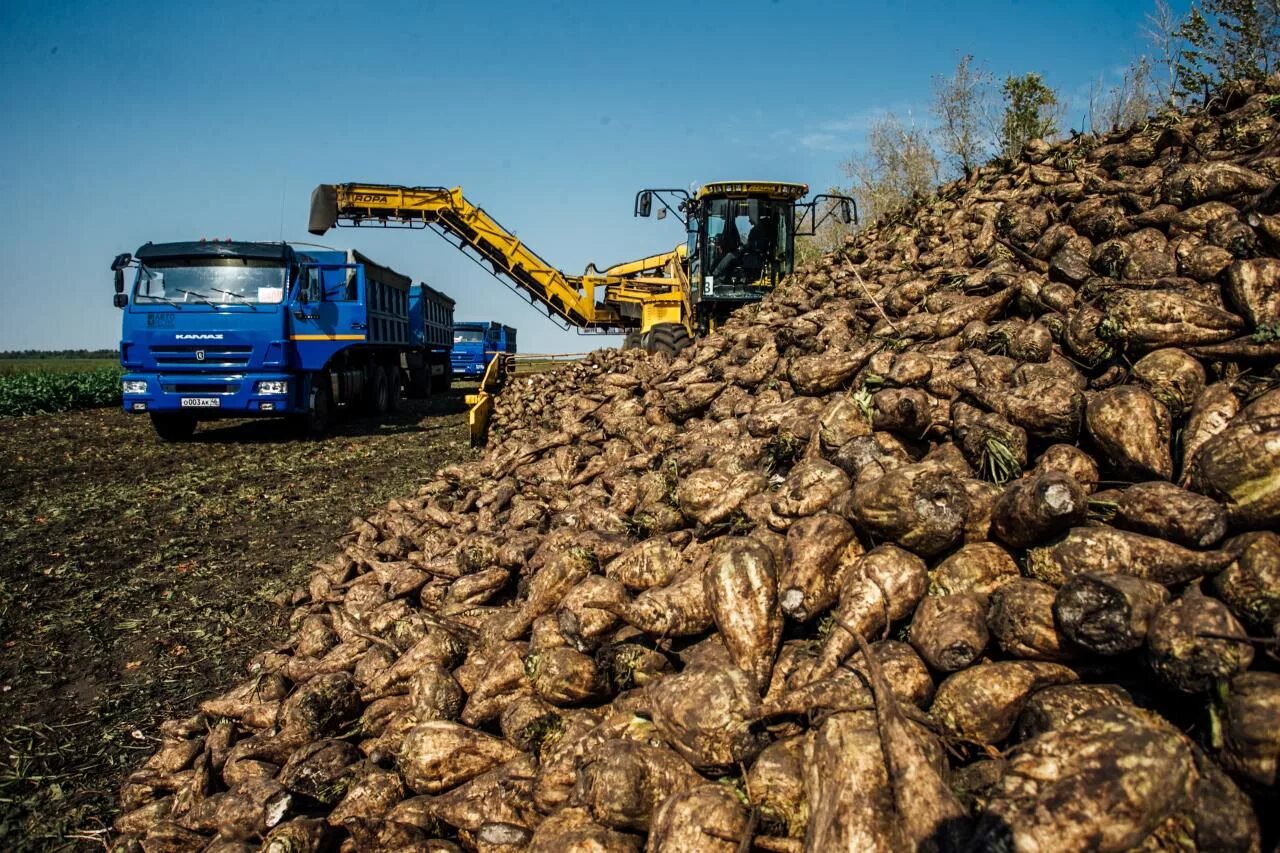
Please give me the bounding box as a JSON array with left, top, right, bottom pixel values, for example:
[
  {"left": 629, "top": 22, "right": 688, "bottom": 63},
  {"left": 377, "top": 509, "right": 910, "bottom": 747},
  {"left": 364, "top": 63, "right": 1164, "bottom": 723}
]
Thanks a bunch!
[
  {"left": 111, "top": 240, "right": 453, "bottom": 440},
  {"left": 451, "top": 321, "right": 517, "bottom": 379}
]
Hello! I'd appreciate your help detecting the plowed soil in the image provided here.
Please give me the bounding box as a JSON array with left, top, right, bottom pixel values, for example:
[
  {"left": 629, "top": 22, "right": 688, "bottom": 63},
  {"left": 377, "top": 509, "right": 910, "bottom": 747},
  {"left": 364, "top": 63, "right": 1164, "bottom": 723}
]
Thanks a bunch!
[{"left": 0, "top": 397, "right": 473, "bottom": 849}]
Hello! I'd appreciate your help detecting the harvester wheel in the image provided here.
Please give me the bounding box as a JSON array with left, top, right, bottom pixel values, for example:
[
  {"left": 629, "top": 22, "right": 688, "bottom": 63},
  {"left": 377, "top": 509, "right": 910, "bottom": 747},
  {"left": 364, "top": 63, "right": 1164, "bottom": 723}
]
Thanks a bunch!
[
  {"left": 150, "top": 413, "right": 197, "bottom": 442},
  {"left": 645, "top": 323, "right": 693, "bottom": 357},
  {"left": 622, "top": 331, "right": 644, "bottom": 350}
]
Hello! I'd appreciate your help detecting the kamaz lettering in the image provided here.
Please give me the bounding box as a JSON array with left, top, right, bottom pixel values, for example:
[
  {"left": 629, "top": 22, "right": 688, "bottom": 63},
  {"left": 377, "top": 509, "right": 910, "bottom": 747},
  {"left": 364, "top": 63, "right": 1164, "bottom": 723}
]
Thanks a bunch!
[{"left": 175, "top": 333, "right": 224, "bottom": 340}]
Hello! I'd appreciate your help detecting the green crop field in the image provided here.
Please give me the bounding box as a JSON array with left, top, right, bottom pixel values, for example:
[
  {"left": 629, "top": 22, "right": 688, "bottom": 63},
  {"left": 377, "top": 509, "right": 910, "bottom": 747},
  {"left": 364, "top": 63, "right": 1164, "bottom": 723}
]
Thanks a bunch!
[
  {"left": 0, "top": 363, "right": 123, "bottom": 417},
  {"left": 0, "top": 353, "right": 122, "bottom": 416},
  {"left": 0, "top": 357, "right": 120, "bottom": 376}
]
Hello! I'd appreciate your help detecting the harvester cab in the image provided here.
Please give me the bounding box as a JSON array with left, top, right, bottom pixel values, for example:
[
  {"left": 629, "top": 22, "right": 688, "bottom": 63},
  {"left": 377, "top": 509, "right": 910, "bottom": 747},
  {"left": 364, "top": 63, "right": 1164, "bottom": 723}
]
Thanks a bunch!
[{"left": 634, "top": 182, "right": 856, "bottom": 334}]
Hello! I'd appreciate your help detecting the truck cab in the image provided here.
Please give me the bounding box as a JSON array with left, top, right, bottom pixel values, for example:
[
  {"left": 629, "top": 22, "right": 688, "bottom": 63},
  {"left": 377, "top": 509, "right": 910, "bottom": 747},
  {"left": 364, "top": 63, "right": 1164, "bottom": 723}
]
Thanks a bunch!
[
  {"left": 451, "top": 321, "right": 517, "bottom": 379},
  {"left": 113, "top": 240, "right": 446, "bottom": 440}
]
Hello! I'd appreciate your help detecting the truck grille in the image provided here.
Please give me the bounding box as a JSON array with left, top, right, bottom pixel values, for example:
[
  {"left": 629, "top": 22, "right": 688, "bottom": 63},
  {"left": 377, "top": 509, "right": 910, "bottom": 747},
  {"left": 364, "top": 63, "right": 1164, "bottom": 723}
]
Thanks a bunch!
[
  {"left": 161, "top": 382, "right": 242, "bottom": 394},
  {"left": 149, "top": 345, "right": 252, "bottom": 367}
]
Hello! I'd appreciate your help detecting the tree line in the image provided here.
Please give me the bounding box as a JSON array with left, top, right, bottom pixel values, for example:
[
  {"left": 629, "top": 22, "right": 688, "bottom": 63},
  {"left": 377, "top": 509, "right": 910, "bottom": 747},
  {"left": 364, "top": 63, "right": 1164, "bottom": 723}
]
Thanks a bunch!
[
  {"left": 0, "top": 349, "right": 119, "bottom": 360},
  {"left": 800, "top": 0, "right": 1279, "bottom": 259}
]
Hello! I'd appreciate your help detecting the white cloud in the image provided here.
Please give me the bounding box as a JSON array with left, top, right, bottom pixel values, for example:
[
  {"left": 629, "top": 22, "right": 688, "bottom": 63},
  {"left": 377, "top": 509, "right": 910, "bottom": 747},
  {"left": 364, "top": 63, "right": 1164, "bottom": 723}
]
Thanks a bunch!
[
  {"left": 795, "top": 132, "right": 844, "bottom": 152},
  {"left": 775, "top": 103, "right": 936, "bottom": 154}
]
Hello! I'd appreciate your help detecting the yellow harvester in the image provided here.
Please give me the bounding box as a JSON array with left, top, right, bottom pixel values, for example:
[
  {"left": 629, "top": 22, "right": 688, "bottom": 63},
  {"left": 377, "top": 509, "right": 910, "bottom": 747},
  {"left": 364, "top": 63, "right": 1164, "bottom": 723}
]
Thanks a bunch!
[{"left": 308, "top": 181, "right": 854, "bottom": 356}]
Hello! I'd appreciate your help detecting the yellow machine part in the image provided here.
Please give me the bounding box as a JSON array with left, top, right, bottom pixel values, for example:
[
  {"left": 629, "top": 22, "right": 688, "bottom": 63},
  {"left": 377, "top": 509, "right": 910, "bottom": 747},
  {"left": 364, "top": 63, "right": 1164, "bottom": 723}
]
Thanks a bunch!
[
  {"left": 311, "top": 183, "right": 697, "bottom": 337},
  {"left": 599, "top": 244, "right": 691, "bottom": 334},
  {"left": 312, "top": 184, "right": 609, "bottom": 326},
  {"left": 464, "top": 352, "right": 506, "bottom": 446},
  {"left": 696, "top": 180, "right": 809, "bottom": 200},
  {"left": 639, "top": 300, "right": 685, "bottom": 330},
  {"left": 597, "top": 244, "right": 687, "bottom": 278},
  {"left": 311, "top": 183, "right": 698, "bottom": 336}
]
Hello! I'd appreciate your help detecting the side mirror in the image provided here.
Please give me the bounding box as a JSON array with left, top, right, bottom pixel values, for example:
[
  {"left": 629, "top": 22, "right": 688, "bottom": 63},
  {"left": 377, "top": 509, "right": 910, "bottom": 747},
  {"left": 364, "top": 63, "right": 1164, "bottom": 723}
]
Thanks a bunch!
[
  {"left": 110, "top": 252, "right": 132, "bottom": 272},
  {"left": 637, "top": 191, "right": 652, "bottom": 218},
  {"left": 656, "top": 207, "right": 667, "bottom": 221},
  {"left": 838, "top": 201, "right": 854, "bottom": 225},
  {"left": 113, "top": 292, "right": 128, "bottom": 309},
  {"left": 114, "top": 268, "right": 126, "bottom": 294}
]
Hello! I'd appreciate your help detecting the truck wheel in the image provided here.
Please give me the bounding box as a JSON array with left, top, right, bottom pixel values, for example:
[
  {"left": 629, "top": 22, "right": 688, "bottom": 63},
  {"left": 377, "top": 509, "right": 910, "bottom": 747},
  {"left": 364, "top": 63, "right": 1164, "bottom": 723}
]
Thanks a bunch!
[
  {"left": 367, "top": 366, "right": 390, "bottom": 415},
  {"left": 622, "top": 331, "right": 643, "bottom": 350},
  {"left": 150, "top": 413, "right": 197, "bottom": 442},
  {"left": 645, "top": 323, "right": 693, "bottom": 357},
  {"left": 386, "top": 366, "right": 403, "bottom": 412},
  {"left": 294, "top": 372, "right": 332, "bottom": 437}
]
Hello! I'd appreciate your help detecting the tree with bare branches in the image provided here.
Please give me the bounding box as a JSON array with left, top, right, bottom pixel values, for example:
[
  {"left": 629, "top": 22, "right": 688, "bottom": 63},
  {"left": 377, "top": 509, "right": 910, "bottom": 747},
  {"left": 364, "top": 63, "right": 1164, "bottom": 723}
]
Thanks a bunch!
[
  {"left": 841, "top": 113, "right": 940, "bottom": 225},
  {"left": 931, "top": 54, "right": 996, "bottom": 179},
  {"left": 1145, "top": 0, "right": 1182, "bottom": 103},
  {"left": 1091, "top": 57, "right": 1161, "bottom": 132}
]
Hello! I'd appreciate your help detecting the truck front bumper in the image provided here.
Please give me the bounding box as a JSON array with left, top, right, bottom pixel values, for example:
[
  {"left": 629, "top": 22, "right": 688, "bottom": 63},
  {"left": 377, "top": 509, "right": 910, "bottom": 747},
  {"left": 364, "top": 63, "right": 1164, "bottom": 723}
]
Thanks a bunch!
[{"left": 121, "top": 373, "right": 303, "bottom": 416}]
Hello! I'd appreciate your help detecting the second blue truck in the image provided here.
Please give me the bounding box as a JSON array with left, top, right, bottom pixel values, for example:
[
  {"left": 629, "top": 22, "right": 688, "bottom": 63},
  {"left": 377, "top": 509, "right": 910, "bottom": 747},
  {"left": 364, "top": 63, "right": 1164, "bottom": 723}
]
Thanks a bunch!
[{"left": 450, "top": 321, "right": 517, "bottom": 379}]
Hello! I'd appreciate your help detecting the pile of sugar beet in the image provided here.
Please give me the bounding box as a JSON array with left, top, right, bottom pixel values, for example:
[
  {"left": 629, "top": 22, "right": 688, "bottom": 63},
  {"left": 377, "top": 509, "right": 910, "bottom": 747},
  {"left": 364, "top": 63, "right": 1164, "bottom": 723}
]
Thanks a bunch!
[{"left": 115, "top": 79, "right": 1280, "bottom": 853}]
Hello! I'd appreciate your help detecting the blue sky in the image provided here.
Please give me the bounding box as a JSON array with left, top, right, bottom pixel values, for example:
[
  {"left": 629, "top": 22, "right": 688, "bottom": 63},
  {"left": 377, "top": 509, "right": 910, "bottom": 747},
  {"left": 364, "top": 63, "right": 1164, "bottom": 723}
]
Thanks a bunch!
[{"left": 0, "top": 0, "right": 1182, "bottom": 353}]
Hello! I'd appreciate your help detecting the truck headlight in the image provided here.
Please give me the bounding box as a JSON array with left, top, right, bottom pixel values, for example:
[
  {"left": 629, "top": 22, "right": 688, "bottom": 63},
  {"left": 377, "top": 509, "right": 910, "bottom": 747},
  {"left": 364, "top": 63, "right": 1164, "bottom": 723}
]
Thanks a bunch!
[
  {"left": 255, "top": 380, "right": 288, "bottom": 395},
  {"left": 122, "top": 380, "right": 148, "bottom": 394}
]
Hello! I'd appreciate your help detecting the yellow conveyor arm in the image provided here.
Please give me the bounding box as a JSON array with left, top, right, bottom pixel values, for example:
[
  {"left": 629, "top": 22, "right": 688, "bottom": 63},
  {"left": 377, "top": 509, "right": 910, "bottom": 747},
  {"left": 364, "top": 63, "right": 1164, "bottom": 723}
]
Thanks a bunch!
[{"left": 310, "top": 183, "right": 617, "bottom": 329}]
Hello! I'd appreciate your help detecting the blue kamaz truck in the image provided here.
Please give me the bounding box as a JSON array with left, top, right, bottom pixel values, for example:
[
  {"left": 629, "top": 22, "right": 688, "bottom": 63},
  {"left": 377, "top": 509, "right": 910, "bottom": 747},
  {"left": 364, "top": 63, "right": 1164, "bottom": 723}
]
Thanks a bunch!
[
  {"left": 111, "top": 240, "right": 453, "bottom": 440},
  {"left": 451, "top": 321, "right": 517, "bottom": 379}
]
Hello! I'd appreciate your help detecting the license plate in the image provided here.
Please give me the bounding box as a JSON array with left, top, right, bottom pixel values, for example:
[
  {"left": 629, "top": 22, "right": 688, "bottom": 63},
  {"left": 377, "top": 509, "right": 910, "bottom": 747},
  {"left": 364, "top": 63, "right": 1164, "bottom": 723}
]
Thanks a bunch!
[{"left": 180, "top": 397, "right": 220, "bottom": 408}]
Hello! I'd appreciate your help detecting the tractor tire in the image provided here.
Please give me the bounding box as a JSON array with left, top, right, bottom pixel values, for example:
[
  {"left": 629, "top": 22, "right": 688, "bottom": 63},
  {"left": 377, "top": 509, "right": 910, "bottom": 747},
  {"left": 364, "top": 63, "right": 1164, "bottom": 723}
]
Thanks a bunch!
[
  {"left": 644, "top": 323, "right": 693, "bottom": 357},
  {"left": 622, "top": 331, "right": 644, "bottom": 350},
  {"left": 293, "top": 371, "right": 332, "bottom": 437},
  {"left": 150, "top": 413, "right": 197, "bottom": 442}
]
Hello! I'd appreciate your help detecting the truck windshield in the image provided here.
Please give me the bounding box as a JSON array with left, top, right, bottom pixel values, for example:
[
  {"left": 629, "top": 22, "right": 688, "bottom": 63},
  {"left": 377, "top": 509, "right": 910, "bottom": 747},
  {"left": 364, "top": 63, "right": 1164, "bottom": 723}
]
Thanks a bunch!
[
  {"left": 454, "top": 329, "right": 485, "bottom": 343},
  {"left": 134, "top": 259, "right": 287, "bottom": 305}
]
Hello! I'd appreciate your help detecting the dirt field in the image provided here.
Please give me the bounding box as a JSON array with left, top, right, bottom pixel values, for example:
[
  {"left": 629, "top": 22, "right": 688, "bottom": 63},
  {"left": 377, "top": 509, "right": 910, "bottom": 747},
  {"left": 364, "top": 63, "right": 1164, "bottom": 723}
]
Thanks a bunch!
[{"left": 0, "top": 396, "right": 474, "bottom": 849}]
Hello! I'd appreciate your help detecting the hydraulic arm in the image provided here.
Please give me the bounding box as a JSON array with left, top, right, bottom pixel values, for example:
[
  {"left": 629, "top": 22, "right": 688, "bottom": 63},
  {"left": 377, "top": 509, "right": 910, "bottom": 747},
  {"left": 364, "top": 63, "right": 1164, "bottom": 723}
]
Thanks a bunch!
[{"left": 309, "top": 183, "right": 687, "bottom": 334}]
